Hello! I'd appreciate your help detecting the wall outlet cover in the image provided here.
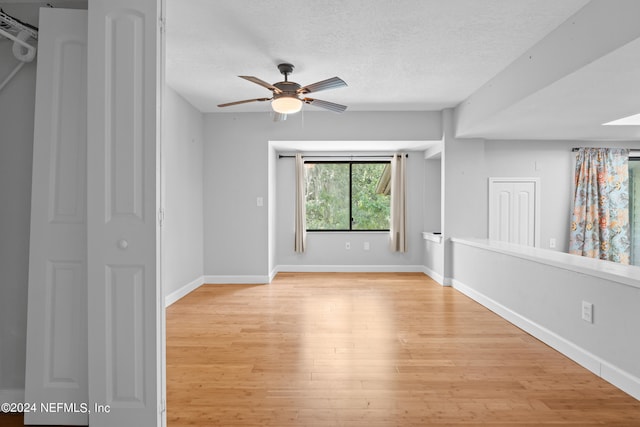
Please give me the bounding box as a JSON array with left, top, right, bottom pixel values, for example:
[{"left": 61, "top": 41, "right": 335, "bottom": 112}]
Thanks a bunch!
[{"left": 582, "top": 301, "right": 593, "bottom": 323}]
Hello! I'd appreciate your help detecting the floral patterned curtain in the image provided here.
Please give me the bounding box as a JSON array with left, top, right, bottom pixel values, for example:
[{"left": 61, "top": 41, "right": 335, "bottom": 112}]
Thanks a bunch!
[{"left": 569, "top": 148, "right": 630, "bottom": 264}]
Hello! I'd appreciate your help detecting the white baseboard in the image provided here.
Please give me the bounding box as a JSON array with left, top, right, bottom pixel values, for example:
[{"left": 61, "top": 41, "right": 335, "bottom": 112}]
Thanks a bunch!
[
  {"left": 0, "top": 388, "right": 24, "bottom": 404},
  {"left": 422, "top": 266, "right": 451, "bottom": 286},
  {"left": 276, "top": 264, "right": 426, "bottom": 273},
  {"left": 452, "top": 278, "right": 640, "bottom": 401},
  {"left": 203, "top": 266, "right": 427, "bottom": 285},
  {"left": 204, "top": 275, "right": 270, "bottom": 284},
  {"left": 165, "top": 276, "right": 205, "bottom": 307}
]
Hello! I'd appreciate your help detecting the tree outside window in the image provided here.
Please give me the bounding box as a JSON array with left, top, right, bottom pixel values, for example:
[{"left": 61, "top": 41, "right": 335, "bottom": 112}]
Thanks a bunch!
[{"left": 304, "top": 162, "right": 390, "bottom": 231}]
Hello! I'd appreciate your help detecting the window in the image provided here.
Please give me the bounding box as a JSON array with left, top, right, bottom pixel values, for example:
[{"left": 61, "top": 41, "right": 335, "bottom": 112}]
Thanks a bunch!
[{"left": 304, "top": 161, "right": 391, "bottom": 231}]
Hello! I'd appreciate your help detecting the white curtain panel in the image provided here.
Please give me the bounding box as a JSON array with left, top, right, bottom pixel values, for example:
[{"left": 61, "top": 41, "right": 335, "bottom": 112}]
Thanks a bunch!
[
  {"left": 389, "top": 153, "right": 407, "bottom": 252},
  {"left": 294, "top": 153, "right": 307, "bottom": 253}
]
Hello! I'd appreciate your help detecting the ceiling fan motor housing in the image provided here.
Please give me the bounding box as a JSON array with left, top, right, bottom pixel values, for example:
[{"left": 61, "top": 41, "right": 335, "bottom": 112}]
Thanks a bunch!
[{"left": 274, "top": 81, "right": 301, "bottom": 99}]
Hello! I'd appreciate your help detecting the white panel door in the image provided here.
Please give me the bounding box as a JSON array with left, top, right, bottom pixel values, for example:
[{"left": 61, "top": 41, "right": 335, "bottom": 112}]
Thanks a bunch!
[
  {"left": 24, "top": 8, "right": 88, "bottom": 426},
  {"left": 489, "top": 178, "right": 539, "bottom": 247},
  {"left": 87, "top": 0, "right": 163, "bottom": 426}
]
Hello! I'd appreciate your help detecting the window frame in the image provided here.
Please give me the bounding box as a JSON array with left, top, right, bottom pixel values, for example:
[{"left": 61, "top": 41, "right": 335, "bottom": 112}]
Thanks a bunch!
[{"left": 304, "top": 160, "right": 391, "bottom": 232}]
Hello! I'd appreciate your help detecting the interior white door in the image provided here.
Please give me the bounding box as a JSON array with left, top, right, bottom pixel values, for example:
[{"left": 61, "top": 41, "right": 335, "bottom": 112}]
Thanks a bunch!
[
  {"left": 489, "top": 178, "right": 539, "bottom": 247},
  {"left": 24, "top": 8, "right": 88, "bottom": 426},
  {"left": 87, "top": 0, "right": 164, "bottom": 426}
]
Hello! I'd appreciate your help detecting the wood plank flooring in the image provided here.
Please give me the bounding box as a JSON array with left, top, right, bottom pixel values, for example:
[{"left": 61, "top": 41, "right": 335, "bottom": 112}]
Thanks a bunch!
[
  {"left": 166, "top": 272, "right": 640, "bottom": 426},
  {"left": 0, "top": 413, "right": 72, "bottom": 427}
]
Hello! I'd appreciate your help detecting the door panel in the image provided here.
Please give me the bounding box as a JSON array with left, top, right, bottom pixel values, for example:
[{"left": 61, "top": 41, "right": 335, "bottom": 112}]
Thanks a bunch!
[
  {"left": 87, "top": 0, "right": 163, "bottom": 425},
  {"left": 515, "top": 185, "right": 535, "bottom": 245},
  {"left": 497, "top": 188, "right": 512, "bottom": 242},
  {"left": 24, "top": 8, "right": 88, "bottom": 426}
]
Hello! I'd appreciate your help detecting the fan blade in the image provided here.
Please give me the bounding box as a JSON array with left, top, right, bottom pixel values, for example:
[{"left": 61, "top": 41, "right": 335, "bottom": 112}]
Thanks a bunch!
[
  {"left": 218, "top": 97, "right": 271, "bottom": 108},
  {"left": 273, "top": 112, "right": 287, "bottom": 122},
  {"left": 239, "top": 76, "right": 283, "bottom": 94},
  {"left": 303, "top": 98, "right": 347, "bottom": 113},
  {"left": 298, "top": 77, "right": 347, "bottom": 94}
]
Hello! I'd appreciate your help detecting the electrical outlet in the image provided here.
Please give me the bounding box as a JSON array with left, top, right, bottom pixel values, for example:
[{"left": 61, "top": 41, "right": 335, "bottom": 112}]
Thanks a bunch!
[
  {"left": 256, "top": 197, "right": 263, "bottom": 207},
  {"left": 549, "top": 238, "right": 556, "bottom": 249},
  {"left": 582, "top": 301, "right": 593, "bottom": 323},
  {"left": 345, "top": 242, "right": 351, "bottom": 250},
  {"left": 364, "top": 242, "right": 370, "bottom": 251}
]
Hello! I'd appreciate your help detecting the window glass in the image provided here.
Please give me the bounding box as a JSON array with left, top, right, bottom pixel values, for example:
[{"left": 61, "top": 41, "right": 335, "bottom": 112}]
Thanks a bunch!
[
  {"left": 351, "top": 163, "right": 390, "bottom": 230},
  {"left": 304, "top": 161, "right": 390, "bottom": 231}
]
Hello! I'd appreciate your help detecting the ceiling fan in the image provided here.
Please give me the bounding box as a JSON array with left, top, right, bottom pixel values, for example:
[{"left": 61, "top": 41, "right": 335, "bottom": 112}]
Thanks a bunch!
[{"left": 218, "top": 63, "right": 348, "bottom": 121}]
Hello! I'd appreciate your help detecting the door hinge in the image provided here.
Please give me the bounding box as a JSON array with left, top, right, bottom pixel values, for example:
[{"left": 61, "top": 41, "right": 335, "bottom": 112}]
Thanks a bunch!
[
  {"left": 159, "top": 17, "right": 165, "bottom": 33},
  {"left": 158, "top": 209, "right": 165, "bottom": 226}
]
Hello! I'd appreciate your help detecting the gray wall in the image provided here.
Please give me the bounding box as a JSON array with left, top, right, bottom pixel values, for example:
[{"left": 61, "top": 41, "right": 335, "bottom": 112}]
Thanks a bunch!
[
  {"left": 162, "top": 86, "right": 204, "bottom": 296},
  {"left": 268, "top": 144, "right": 277, "bottom": 276},
  {"left": 0, "top": 0, "right": 87, "bottom": 397},
  {"left": 423, "top": 159, "right": 441, "bottom": 233},
  {"left": 484, "top": 139, "right": 640, "bottom": 253},
  {"left": 203, "top": 111, "right": 442, "bottom": 277},
  {"left": 0, "top": 21, "right": 36, "bottom": 393},
  {"left": 451, "top": 240, "right": 640, "bottom": 398}
]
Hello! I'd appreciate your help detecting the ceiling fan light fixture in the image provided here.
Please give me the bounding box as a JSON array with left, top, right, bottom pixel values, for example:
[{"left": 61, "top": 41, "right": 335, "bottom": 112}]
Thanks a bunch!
[{"left": 272, "top": 96, "right": 303, "bottom": 114}]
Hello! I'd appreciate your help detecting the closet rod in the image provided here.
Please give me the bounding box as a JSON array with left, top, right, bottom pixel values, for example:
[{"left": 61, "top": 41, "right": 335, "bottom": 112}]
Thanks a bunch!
[
  {"left": 0, "top": 9, "right": 38, "bottom": 39},
  {"left": 0, "top": 26, "right": 36, "bottom": 54}
]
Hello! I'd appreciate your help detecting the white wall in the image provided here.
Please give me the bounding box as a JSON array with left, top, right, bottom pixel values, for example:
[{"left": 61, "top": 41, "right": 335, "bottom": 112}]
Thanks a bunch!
[
  {"left": 203, "top": 111, "right": 442, "bottom": 279},
  {"left": 276, "top": 153, "right": 424, "bottom": 270},
  {"left": 163, "top": 86, "right": 204, "bottom": 298}
]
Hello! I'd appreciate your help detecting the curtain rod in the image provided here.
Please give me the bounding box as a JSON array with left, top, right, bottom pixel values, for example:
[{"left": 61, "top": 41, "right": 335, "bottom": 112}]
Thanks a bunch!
[
  {"left": 571, "top": 147, "right": 639, "bottom": 152},
  {"left": 278, "top": 154, "right": 409, "bottom": 159},
  {"left": 572, "top": 148, "right": 640, "bottom": 158}
]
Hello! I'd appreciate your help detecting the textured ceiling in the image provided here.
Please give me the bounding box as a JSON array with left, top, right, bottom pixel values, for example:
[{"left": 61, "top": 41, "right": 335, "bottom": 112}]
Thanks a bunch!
[
  {"left": 166, "top": 0, "right": 590, "bottom": 114},
  {"left": 4, "top": 1, "right": 638, "bottom": 141}
]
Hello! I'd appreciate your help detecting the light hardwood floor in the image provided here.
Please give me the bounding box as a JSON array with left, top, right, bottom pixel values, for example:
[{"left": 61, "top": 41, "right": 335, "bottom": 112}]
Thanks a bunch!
[
  {"left": 0, "top": 413, "right": 76, "bottom": 427},
  {"left": 166, "top": 272, "right": 640, "bottom": 426}
]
